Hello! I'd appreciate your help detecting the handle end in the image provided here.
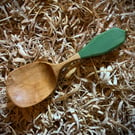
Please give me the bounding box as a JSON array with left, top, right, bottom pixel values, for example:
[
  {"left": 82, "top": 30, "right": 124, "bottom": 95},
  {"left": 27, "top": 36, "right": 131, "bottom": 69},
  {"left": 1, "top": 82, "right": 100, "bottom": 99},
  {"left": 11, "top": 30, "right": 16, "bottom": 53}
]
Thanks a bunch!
[{"left": 79, "top": 27, "right": 126, "bottom": 58}]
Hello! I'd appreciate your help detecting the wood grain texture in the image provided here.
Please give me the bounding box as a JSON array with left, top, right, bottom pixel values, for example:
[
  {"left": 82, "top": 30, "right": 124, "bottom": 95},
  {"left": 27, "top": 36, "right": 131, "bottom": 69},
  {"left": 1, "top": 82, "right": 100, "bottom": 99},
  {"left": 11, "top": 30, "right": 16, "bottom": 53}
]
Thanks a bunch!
[{"left": 7, "top": 53, "right": 80, "bottom": 107}]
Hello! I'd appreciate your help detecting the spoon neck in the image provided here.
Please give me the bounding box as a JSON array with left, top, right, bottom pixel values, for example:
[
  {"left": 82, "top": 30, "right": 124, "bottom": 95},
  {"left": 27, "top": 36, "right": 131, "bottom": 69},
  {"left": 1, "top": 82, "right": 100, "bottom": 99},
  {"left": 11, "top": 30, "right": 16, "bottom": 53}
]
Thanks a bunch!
[
  {"left": 60, "top": 53, "right": 80, "bottom": 66},
  {"left": 51, "top": 53, "right": 80, "bottom": 77}
]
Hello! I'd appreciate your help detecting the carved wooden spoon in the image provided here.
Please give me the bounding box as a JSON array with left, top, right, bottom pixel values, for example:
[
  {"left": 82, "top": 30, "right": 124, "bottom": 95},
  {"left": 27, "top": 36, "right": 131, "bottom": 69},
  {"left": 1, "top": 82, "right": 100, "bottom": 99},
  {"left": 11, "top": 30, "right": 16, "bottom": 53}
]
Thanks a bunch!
[{"left": 6, "top": 28, "right": 126, "bottom": 108}]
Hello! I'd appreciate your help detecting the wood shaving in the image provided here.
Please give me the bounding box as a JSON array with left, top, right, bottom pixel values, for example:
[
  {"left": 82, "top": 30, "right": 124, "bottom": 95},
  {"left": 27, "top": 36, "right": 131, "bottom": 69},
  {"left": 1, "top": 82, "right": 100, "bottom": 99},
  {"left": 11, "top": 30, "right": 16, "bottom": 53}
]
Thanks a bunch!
[{"left": 0, "top": 0, "right": 135, "bottom": 134}]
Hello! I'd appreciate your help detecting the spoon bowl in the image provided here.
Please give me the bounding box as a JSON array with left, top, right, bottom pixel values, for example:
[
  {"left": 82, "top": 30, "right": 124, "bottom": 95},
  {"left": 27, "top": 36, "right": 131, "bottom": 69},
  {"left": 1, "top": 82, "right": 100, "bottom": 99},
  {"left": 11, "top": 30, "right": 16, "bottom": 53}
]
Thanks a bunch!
[
  {"left": 7, "top": 62, "right": 57, "bottom": 107},
  {"left": 6, "top": 28, "right": 126, "bottom": 107}
]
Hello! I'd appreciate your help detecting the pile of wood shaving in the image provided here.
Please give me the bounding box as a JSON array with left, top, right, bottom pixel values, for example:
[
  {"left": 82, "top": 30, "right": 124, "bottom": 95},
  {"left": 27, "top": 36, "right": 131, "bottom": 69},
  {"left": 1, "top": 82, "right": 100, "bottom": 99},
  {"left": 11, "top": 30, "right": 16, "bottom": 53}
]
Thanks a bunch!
[{"left": 0, "top": 0, "right": 135, "bottom": 134}]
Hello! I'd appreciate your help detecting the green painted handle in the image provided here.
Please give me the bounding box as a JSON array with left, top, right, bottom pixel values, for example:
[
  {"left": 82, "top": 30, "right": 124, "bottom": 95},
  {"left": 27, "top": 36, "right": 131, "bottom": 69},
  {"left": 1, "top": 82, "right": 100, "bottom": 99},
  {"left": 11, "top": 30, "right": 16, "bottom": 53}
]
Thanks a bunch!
[{"left": 78, "top": 28, "right": 126, "bottom": 58}]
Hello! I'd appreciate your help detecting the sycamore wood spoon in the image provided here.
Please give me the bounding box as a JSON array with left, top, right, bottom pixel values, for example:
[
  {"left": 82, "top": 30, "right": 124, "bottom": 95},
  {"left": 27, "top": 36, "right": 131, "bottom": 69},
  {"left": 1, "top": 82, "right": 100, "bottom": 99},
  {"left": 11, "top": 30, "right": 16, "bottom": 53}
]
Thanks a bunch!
[{"left": 6, "top": 28, "right": 126, "bottom": 108}]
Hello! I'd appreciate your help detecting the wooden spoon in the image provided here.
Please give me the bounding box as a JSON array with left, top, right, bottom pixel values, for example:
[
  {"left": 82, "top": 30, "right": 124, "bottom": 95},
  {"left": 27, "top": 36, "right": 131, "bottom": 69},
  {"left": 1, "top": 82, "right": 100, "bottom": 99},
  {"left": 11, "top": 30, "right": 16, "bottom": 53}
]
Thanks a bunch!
[{"left": 6, "top": 28, "right": 126, "bottom": 108}]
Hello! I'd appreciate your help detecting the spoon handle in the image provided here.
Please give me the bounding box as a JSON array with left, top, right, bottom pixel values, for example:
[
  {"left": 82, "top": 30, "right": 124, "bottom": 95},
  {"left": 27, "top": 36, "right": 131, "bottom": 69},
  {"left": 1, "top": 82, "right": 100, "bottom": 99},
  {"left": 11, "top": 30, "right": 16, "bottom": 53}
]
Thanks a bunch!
[
  {"left": 78, "top": 27, "right": 126, "bottom": 58},
  {"left": 59, "top": 27, "right": 126, "bottom": 68}
]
